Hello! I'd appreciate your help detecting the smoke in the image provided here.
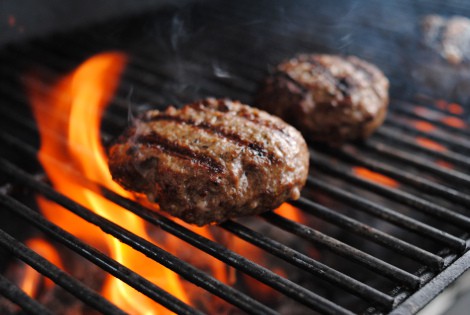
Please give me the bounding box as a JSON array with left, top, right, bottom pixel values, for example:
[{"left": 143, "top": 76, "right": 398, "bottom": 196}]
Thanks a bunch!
[
  {"left": 126, "top": 86, "right": 135, "bottom": 125},
  {"left": 212, "top": 62, "right": 231, "bottom": 79}
]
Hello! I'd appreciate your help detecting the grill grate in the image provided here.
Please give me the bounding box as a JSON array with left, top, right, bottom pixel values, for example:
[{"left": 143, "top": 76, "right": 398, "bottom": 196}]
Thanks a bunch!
[{"left": 1, "top": 1, "right": 470, "bottom": 314}]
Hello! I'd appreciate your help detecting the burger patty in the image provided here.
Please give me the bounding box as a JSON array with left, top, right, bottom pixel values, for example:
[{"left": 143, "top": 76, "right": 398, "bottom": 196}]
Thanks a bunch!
[
  {"left": 108, "top": 98, "right": 309, "bottom": 226},
  {"left": 422, "top": 15, "right": 470, "bottom": 65},
  {"left": 256, "top": 54, "right": 389, "bottom": 143}
]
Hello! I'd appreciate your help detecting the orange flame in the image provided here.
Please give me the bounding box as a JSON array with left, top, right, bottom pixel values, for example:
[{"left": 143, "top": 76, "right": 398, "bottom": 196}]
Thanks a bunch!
[
  {"left": 413, "top": 121, "right": 436, "bottom": 133},
  {"left": 435, "top": 100, "right": 464, "bottom": 115},
  {"left": 415, "top": 137, "right": 447, "bottom": 152},
  {"left": 20, "top": 238, "right": 62, "bottom": 298},
  {"left": 352, "top": 167, "right": 398, "bottom": 188},
  {"left": 441, "top": 116, "right": 466, "bottom": 129},
  {"left": 275, "top": 203, "right": 305, "bottom": 223},
  {"left": 448, "top": 103, "right": 464, "bottom": 115},
  {"left": 436, "top": 160, "right": 453, "bottom": 169},
  {"left": 27, "top": 52, "right": 196, "bottom": 314}
]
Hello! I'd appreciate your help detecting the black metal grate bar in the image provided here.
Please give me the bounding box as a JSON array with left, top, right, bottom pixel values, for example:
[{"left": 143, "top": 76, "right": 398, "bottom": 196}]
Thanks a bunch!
[
  {"left": 331, "top": 145, "right": 470, "bottom": 205},
  {"left": 0, "top": 129, "right": 421, "bottom": 310},
  {"left": 93, "top": 181, "right": 396, "bottom": 310},
  {"left": 384, "top": 120, "right": 470, "bottom": 153},
  {"left": 220, "top": 220, "right": 395, "bottom": 308},
  {"left": 308, "top": 177, "right": 466, "bottom": 251},
  {"left": 0, "top": 274, "right": 52, "bottom": 315},
  {"left": 0, "top": 229, "right": 127, "bottom": 315},
  {"left": 79, "top": 184, "right": 356, "bottom": 314},
  {"left": 0, "top": 8, "right": 469, "bottom": 313},
  {"left": 366, "top": 136, "right": 470, "bottom": 182},
  {"left": 311, "top": 153, "right": 470, "bottom": 230},
  {"left": 390, "top": 250, "right": 470, "bottom": 315},
  {"left": 0, "top": 131, "right": 402, "bottom": 310},
  {"left": 0, "top": 127, "right": 367, "bottom": 314},
  {"left": 291, "top": 197, "right": 444, "bottom": 270},
  {"left": 0, "top": 194, "right": 203, "bottom": 315},
  {"left": 0, "top": 159, "right": 282, "bottom": 315},
  {"left": 390, "top": 101, "right": 470, "bottom": 137},
  {"left": 260, "top": 212, "right": 421, "bottom": 289},
  {"left": 375, "top": 127, "right": 470, "bottom": 170}
]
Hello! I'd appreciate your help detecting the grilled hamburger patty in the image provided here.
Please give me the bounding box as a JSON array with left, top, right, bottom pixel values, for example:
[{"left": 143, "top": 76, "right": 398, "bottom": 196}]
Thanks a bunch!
[
  {"left": 108, "top": 98, "right": 309, "bottom": 226},
  {"left": 257, "top": 54, "right": 389, "bottom": 143}
]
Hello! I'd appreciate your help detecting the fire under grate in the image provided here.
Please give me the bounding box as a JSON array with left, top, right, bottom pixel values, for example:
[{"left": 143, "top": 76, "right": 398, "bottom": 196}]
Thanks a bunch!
[{"left": 0, "top": 1, "right": 470, "bottom": 314}]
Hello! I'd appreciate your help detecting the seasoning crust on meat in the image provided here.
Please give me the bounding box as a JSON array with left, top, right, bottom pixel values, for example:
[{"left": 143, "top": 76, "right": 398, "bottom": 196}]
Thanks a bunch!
[
  {"left": 257, "top": 54, "right": 389, "bottom": 143},
  {"left": 108, "top": 98, "right": 309, "bottom": 226}
]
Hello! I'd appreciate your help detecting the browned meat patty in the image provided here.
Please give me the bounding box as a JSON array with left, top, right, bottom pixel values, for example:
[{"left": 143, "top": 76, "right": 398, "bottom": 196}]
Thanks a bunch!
[
  {"left": 108, "top": 98, "right": 309, "bottom": 226},
  {"left": 256, "top": 54, "right": 389, "bottom": 143},
  {"left": 422, "top": 15, "right": 470, "bottom": 65}
]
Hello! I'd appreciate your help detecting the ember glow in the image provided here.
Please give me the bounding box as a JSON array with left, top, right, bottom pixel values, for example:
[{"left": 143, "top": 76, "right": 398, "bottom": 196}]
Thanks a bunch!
[
  {"left": 413, "top": 121, "right": 436, "bottom": 133},
  {"left": 275, "top": 203, "right": 305, "bottom": 223},
  {"left": 415, "top": 137, "right": 447, "bottom": 152},
  {"left": 353, "top": 167, "right": 398, "bottom": 188},
  {"left": 27, "top": 52, "right": 195, "bottom": 314},
  {"left": 20, "top": 238, "right": 62, "bottom": 298}
]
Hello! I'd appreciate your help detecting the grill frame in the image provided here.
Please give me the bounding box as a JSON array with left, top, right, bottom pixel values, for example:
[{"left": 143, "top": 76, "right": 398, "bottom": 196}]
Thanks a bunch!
[{"left": 1, "top": 1, "right": 470, "bottom": 314}]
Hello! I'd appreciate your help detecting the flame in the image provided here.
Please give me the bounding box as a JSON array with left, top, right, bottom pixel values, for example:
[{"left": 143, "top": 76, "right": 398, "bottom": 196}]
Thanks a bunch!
[
  {"left": 414, "top": 121, "right": 436, "bottom": 133},
  {"left": 415, "top": 137, "right": 447, "bottom": 152},
  {"left": 275, "top": 203, "right": 304, "bottom": 223},
  {"left": 20, "top": 238, "right": 62, "bottom": 298},
  {"left": 27, "top": 52, "right": 198, "bottom": 314},
  {"left": 435, "top": 100, "right": 464, "bottom": 115},
  {"left": 352, "top": 167, "right": 398, "bottom": 188},
  {"left": 441, "top": 116, "right": 466, "bottom": 129},
  {"left": 448, "top": 103, "right": 464, "bottom": 115},
  {"left": 436, "top": 160, "right": 453, "bottom": 169}
]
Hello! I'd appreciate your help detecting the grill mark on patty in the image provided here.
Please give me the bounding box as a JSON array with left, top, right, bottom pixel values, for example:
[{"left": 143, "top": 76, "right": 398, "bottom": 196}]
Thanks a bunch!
[
  {"left": 307, "top": 57, "right": 355, "bottom": 97},
  {"left": 191, "top": 99, "right": 290, "bottom": 135},
  {"left": 273, "top": 70, "right": 309, "bottom": 94},
  {"left": 136, "top": 131, "right": 224, "bottom": 173},
  {"left": 142, "top": 114, "right": 280, "bottom": 163},
  {"left": 348, "top": 59, "right": 383, "bottom": 100}
]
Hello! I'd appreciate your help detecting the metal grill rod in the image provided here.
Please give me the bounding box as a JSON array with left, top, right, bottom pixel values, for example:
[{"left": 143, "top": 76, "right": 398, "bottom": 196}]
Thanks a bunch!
[
  {"left": 5, "top": 61, "right": 470, "bottom": 205},
  {"left": 366, "top": 136, "right": 470, "bottom": 182},
  {"left": 260, "top": 212, "right": 421, "bottom": 289},
  {"left": 0, "top": 194, "right": 203, "bottom": 315},
  {"left": 0, "top": 131, "right": 397, "bottom": 310},
  {"left": 0, "top": 131, "right": 406, "bottom": 310},
  {"left": 331, "top": 145, "right": 470, "bottom": 204},
  {"left": 375, "top": 127, "right": 470, "bottom": 169},
  {"left": 15, "top": 41, "right": 470, "bottom": 169},
  {"left": 311, "top": 153, "right": 470, "bottom": 230},
  {"left": 7, "top": 44, "right": 470, "bottom": 189},
  {"left": 385, "top": 120, "right": 470, "bottom": 153},
  {"left": 219, "top": 220, "right": 395, "bottom": 308},
  {"left": 0, "top": 121, "right": 374, "bottom": 314},
  {"left": 291, "top": 197, "right": 444, "bottom": 270},
  {"left": 0, "top": 274, "right": 52, "bottom": 315},
  {"left": 4, "top": 58, "right": 470, "bottom": 198},
  {"left": 94, "top": 180, "right": 396, "bottom": 309},
  {"left": 0, "top": 161, "right": 279, "bottom": 315},
  {"left": 18, "top": 41, "right": 470, "bottom": 179},
  {"left": 0, "top": 158, "right": 356, "bottom": 315},
  {"left": 0, "top": 229, "right": 127, "bottom": 315},
  {"left": 308, "top": 177, "right": 466, "bottom": 251},
  {"left": 1, "top": 120, "right": 422, "bottom": 297},
  {"left": 391, "top": 102, "right": 470, "bottom": 137},
  {"left": 390, "top": 250, "right": 470, "bottom": 315},
  {"left": 0, "top": 75, "right": 446, "bottom": 286}
]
